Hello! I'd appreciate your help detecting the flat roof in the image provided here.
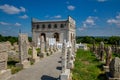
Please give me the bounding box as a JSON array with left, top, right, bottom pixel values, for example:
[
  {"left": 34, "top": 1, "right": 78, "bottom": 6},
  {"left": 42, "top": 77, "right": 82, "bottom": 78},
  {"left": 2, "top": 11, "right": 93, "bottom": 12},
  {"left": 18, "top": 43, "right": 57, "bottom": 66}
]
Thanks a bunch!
[{"left": 32, "top": 18, "right": 68, "bottom": 23}]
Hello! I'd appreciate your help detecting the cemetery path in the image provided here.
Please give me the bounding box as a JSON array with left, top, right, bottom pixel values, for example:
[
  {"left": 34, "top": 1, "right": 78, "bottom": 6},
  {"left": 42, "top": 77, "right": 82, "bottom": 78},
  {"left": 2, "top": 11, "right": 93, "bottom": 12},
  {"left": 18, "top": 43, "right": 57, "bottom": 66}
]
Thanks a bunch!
[{"left": 8, "top": 51, "right": 62, "bottom": 80}]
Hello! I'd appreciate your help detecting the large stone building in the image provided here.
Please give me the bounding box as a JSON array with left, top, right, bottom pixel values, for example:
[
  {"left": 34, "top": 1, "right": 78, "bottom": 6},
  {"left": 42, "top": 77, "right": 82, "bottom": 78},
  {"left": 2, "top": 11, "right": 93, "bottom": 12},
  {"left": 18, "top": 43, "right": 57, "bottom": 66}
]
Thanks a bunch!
[{"left": 32, "top": 16, "right": 76, "bottom": 46}]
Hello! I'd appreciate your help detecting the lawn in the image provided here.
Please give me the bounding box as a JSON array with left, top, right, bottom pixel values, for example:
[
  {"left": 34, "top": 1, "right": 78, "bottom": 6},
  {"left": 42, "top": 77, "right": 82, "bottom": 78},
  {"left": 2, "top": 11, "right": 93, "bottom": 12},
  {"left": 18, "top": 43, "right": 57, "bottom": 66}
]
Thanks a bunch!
[{"left": 72, "top": 49, "right": 106, "bottom": 80}]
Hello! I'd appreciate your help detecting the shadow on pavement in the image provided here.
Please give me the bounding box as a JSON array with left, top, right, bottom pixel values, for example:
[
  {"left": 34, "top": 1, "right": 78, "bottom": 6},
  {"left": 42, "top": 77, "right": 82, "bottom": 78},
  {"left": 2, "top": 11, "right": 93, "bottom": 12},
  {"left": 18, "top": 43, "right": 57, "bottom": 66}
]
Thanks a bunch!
[
  {"left": 41, "top": 75, "right": 58, "bottom": 80},
  {"left": 56, "top": 66, "right": 62, "bottom": 70}
]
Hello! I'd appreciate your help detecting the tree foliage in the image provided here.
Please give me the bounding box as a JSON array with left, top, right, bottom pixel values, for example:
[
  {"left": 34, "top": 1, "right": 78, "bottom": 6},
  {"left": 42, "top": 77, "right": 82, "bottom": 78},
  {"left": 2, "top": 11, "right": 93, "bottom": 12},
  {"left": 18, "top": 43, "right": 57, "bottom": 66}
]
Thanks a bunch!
[
  {"left": 76, "top": 36, "right": 120, "bottom": 44},
  {"left": 0, "top": 34, "right": 32, "bottom": 45}
]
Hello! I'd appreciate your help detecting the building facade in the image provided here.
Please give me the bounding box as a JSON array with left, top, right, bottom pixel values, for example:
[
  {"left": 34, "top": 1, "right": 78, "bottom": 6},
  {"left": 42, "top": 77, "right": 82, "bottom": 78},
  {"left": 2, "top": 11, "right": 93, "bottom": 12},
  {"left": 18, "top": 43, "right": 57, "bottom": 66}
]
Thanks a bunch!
[{"left": 32, "top": 16, "right": 76, "bottom": 46}]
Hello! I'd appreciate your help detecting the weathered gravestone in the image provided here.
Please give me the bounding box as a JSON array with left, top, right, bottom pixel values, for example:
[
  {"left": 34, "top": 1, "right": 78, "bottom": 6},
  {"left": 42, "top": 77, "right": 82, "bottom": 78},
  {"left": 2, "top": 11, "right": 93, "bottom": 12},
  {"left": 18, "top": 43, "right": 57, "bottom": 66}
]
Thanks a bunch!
[
  {"left": 94, "top": 46, "right": 98, "bottom": 57},
  {"left": 99, "top": 41, "right": 105, "bottom": 61},
  {"left": 105, "top": 46, "right": 112, "bottom": 66},
  {"left": 13, "top": 42, "right": 19, "bottom": 52},
  {"left": 67, "top": 47, "right": 74, "bottom": 69},
  {"left": 46, "top": 37, "right": 50, "bottom": 55},
  {"left": 32, "top": 46, "right": 39, "bottom": 63},
  {"left": 0, "top": 43, "right": 11, "bottom": 80},
  {"left": 108, "top": 57, "right": 120, "bottom": 80},
  {"left": 16, "top": 34, "right": 30, "bottom": 68},
  {"left": 61, "top": 41, "right": 67, "bottom": 73},
  {"left": 103, "top": 46, "right": 112, "bottom": 72},
  {"left": 40, "top": 36, "right": 46, "bottom": 58},
  {"left": 60, "top": 40, "right": 71, "bottom": 80},
  {"left": 92, "top": 41, "right": 96, "bottom": 53}
]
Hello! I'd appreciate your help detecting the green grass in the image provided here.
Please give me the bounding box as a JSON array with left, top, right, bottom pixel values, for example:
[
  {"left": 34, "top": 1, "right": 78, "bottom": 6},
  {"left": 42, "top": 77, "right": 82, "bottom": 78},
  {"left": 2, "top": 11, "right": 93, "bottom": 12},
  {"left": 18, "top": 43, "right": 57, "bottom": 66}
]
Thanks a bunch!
[
  {"left": 7, "top": 60, "right": 22, "bottom": 74},
  {"left": 36, "top": 48, "right": 40, "bottom": 55},
  {"left": 28, "top": 48, "right": 32, "bottom": 55},
  {"left": 72, "top": 49, "right": 106, "bottom": 80}
]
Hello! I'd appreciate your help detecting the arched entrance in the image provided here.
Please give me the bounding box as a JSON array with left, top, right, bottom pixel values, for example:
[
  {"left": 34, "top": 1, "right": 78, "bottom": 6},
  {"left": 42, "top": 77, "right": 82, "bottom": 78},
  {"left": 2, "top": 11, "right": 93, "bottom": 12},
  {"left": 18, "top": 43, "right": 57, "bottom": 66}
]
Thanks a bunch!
[
  {"left": 54, "top": 33, "right": 59, "bottom": 42},
  {"left": 40, "top": 33, "right": 46, "bottom": 42}
]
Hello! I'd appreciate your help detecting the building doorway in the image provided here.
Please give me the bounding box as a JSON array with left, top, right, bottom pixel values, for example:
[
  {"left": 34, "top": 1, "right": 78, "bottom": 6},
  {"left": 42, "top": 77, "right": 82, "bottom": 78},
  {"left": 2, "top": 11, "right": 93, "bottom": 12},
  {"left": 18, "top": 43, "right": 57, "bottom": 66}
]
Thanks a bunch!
[
  {"left": 40, "top": 33, "right": 46, "bottom": 42},
  {"left": 54, "top": 33, "right": 59, "bottom": 42}
]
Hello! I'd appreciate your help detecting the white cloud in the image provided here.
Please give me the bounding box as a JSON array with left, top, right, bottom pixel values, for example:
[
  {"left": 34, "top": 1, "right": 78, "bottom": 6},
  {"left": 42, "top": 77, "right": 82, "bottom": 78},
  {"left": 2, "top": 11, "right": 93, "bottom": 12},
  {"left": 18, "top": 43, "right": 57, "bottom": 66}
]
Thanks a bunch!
[
  {"left": 67, "top": 5, "right": 75, "bottom": 11},
  {"left": 107, "top": 13, "right": 120, "bottom": 26},
  {"left": 0, "top": 21, "right": 10, "bottom": 26},
  {"left": 78, "top": 27, "right": 86, "bottom": 31},
  {"left": 45, "top": 15, "right": 62, "bottom": 19},
  {"left": 107, "top": 19, "right": 118, "bottom": 24},
  {"left": 116, "top": 13, "right": 120, "bottom": 19},
  {"left": 14, "top": 23, "right": 21, "bottom": 26},
  {"left": 20, "top": 7, "right": 25, "bottom": 12},
  {"left": 0, "top": 21, "right": 21, "bottom": 26},
  {"left": 84, "top": 16, "right": 97, "bottom": 26},
  {"left": 0, "top": 4, "right": 26, "bottom": 14},
  {"left": 78, "top": 16, "right": 97, "bottom": 31},
  {"left": 19, "top": 14, "right": 28, "bottom": 19},
  {"left": 97, "top": 0, "right": 107, "bottom": 2},
  {"left": 53, "top": 15, "right": 61, "bottom": 19}
]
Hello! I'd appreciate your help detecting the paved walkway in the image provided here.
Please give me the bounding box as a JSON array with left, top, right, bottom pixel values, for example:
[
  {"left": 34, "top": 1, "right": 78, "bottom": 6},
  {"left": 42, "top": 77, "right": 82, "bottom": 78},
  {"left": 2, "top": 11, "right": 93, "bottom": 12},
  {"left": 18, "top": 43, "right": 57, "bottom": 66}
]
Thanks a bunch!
[{"left": 8, "top": 51, "right": 62, "bottom": 80}]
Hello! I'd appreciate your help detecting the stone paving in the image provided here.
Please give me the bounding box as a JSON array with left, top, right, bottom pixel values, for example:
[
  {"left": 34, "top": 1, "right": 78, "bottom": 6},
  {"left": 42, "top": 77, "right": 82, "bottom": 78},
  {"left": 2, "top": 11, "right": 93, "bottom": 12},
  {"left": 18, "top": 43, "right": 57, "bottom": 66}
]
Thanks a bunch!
[{"left": 8, "top": 51, "right": 61, "bottom": 80}]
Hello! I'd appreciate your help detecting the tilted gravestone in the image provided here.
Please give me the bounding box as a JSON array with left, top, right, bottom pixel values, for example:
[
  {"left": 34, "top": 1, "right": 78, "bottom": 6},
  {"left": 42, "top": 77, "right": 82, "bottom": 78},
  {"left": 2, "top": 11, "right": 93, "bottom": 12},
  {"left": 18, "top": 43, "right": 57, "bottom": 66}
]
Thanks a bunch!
[{"left": 109, "top": 57, "right": 120, "bottom": 79}]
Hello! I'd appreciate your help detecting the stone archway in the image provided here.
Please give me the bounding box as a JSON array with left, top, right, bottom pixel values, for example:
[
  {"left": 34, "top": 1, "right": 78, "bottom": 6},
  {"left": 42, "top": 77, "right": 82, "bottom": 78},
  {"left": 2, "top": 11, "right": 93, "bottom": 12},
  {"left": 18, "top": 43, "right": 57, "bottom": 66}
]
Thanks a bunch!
[
  {"left": 40, "top": 33, "right": 46, "bottom": 42},
  {"left": 54, "top": 33, "right": 59, "bottom": 42}
]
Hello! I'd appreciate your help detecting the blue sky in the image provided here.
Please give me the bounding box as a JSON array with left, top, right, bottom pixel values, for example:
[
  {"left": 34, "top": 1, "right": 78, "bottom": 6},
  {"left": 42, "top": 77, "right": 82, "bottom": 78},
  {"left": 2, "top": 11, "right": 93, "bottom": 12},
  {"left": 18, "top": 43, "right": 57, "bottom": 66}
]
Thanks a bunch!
[{"left": 0, "top": 0, "right": 120, "bottom": 36}]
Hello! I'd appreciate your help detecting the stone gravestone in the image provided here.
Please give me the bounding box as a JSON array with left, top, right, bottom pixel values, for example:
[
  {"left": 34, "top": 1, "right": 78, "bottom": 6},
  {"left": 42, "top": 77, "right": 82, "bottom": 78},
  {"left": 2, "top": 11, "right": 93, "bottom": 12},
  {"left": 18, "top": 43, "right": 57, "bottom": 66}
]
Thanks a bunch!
[
  {"left": 67, "top": 47, "right": 74, "bottom": 69},
  {"left": 105, "top": 46, "right": 112, "bottom": 66},
  {"left": 0, "top": 44, "right": 11, "bottom": 80},
  {"left": 109, "top": 57, "right": 120, "bottom": 79},
  {"left": 103, "top": 46, "right": 112, "bottom": 72},
  {"left": 61, "top": 40, "right": 67, "bottom": 73},
  {"left": 49, "top": 38, "right": 54, "bottom": 54},
  {"left": 46, "top": 37, "right": 50, "bottom": 56},
  {"left": 115, "top": 41, "right": 118, "bottom": 54},
  {"left": 92, "top": 41, "right": 96, "bottom": 53},
  {"left": 32, "top": 46, "right": 39, "bottom": 63},
  {"left": 99, "top": 41, "right": 104, "bottom": 61},
  {"left": 60, "top": 40, "right": 71, "bottom": 80},
  {"left": 40, "top": 36, "right": 46, "bottom": 58},
  {"left": 94, "top": 46, "right": 98, "bottom": 57},
  {"left": 16, "top": 34, "right": 30, "bottom": 68}
]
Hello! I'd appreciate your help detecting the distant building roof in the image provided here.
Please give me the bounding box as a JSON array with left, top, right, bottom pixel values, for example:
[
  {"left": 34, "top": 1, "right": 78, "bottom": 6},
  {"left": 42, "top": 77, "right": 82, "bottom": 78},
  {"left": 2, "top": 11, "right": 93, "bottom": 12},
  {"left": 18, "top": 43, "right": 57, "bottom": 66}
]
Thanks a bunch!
[{"left": 32, "top": 18, "right": 68, "bottom": 23}]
